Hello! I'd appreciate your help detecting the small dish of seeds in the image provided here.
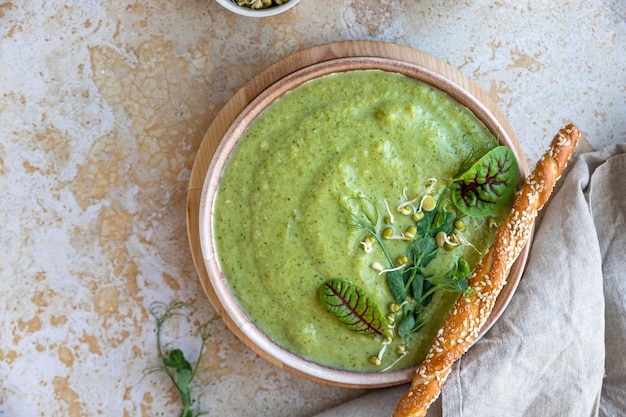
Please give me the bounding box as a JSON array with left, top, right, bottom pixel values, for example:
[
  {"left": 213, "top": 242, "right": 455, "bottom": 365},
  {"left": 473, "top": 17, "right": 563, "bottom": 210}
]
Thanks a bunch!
[{"left": 216, "top": 0, "right": 301, "bottom": 17}]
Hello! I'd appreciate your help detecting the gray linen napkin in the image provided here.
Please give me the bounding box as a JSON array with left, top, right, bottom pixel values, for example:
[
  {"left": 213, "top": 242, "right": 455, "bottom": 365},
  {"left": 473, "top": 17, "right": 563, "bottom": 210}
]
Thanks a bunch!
[{"left": 313, "top": 144, "right": 626, "bottom": 417}]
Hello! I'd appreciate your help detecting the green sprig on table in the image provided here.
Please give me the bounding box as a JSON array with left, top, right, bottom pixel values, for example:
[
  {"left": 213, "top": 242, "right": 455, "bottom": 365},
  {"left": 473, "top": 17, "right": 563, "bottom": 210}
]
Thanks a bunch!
[{"left": 144, "top": 301, "right": 216, "bottom": 417}]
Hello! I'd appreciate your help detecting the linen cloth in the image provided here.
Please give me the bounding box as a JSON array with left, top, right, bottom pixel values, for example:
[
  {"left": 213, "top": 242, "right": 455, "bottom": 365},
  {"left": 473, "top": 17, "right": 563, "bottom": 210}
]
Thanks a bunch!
[{"left": 313, "top": 143, "right": 626, "bottom": 417}]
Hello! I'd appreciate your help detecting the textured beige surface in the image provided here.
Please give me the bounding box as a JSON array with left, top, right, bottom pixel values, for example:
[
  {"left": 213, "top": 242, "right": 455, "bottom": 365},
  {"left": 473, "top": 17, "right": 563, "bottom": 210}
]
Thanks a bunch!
[{"left": 1, "top": 1, "right": 624, "bottom": 416}]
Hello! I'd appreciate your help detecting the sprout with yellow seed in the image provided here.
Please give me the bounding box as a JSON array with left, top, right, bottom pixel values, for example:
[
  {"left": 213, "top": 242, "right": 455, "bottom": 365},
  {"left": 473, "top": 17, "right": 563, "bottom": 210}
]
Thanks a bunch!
[
  {"left": 424, "top": 177, "right": 438, "bottom": 193},
  {"left": 370, "top": 336, "right": 393, "bottom": 367},
  {"left": 435, "top": 231, "right": 448, "bottom": 247},
  {"left": 436, "top": 231, "right": 458, "bottom": 250},
  {"left": 371, "top": 262, "right": 385, "bottom": 273},
  {"left": 395, "top": 255, "right": 409, "bottom": 266},
  {"left": 375, "top": 263, "right": 407, "bottom": 276},
  {"left": 412, "top": 211, "right": 424, "bottom": 221},
  {"left": 420, "top": 195, "right": 437, "bottom": 212},
  {"left": 360, "top": 235, "right": 377, "bottom": 253},
  {"left": 389, "top": 303, "right": 401, "bottom": 313},
  {"left": 381, "top": 341, "right": 409, "bottom": 372},
  {"left": 369, "top": 356, "right": 382, "bottom": 366},
  {"left": 404, "top": 226, "right": 417, "bottom": 240},
  {"left": 383, "top": 199, "right": 395, "bottom": 224},
  {"left": 382, "top": 227, "right": 395, "bottom": 240},
  {"left": 382, "top": 227, "right": 413, "bottom": 241},
  {"left": 452, "top": 230, "right": 482, "bottom": 254},
  {"left": 397, "top": 188, "right": 419, "bottom": 215}
]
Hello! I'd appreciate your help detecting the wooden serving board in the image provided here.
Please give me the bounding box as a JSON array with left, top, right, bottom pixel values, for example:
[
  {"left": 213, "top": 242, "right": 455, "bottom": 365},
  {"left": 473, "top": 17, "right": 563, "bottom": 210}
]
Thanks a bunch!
[{"left": 186, "top": 40, "right": 529, "bottom": 385}]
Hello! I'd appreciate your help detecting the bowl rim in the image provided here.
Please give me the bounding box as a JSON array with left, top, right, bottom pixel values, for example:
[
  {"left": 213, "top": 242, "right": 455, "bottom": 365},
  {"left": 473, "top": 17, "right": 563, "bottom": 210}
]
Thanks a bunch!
[
  {"left": 198, "top": 56, "right": 530, "bottom": 388},
  {"left": 215, "top": 0, "right": 301, "bottom": 17}
]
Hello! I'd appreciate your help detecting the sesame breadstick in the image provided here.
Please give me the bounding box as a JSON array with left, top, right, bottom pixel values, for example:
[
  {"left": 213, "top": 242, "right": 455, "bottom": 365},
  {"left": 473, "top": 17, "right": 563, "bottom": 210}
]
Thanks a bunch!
[{"left": 393, "top": 124, "right": 580, "bottom": 417}]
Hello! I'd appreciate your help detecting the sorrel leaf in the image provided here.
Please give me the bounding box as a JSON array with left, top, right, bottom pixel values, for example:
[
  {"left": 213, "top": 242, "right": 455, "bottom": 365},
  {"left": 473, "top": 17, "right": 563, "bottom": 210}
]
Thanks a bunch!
[
  {"left": 320, "top": 279, "right": 388, "bottom": 337},
  {"left": 451, "top": 146, "right": 519, "bottom": 217}
]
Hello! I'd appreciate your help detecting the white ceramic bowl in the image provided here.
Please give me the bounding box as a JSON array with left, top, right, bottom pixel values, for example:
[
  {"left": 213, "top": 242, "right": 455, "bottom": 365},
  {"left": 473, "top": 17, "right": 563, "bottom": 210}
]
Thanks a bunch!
[
  {"left": 215, "top": 0, "right": 301, "bottom": 17},
  {"left": 195, "top": 54, "right": 532, "bottom": 388}
]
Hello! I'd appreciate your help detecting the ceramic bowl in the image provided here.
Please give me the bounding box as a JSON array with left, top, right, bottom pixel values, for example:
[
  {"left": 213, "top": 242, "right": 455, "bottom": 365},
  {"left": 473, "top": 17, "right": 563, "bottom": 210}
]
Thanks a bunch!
[
  {"left": 215, "top": 0, "right": 301, "bottom": 17},
  {"left": 196, "top": 55, "right": 531, "bottom": 388}
]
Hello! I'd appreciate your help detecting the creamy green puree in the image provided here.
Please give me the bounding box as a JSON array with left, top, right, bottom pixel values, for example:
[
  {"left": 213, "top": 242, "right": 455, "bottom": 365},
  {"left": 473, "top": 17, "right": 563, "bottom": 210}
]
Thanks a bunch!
[{"left": 213, "top": 70, "right": 506, "bottom": 372}]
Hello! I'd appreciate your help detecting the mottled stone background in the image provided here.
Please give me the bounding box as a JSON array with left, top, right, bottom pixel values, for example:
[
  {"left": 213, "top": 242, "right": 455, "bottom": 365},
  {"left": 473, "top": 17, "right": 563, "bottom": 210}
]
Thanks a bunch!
[{"left": 1, "top": 1, "right": 624, "bottom": 416}]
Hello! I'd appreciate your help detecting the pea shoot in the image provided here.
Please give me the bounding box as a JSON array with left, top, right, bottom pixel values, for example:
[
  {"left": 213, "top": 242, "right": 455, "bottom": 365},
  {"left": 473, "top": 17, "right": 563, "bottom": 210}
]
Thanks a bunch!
[{"left": 144, "top": 301, "right": 216, "bottom": 417}]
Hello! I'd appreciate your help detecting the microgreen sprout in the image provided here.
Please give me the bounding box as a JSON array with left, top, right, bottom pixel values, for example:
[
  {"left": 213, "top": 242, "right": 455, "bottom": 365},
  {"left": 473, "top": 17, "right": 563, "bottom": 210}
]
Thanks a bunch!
[
  {"left": 395, "top": 255, "right": 409, "bottom": 266},
  {"left": 404, "top": 226, "right": 417, "bottom": 240},
  {"left": 144, "top": 301, "right": 216, "bottom": 417},
  {"left": 389, "top": 302, "right": 403, "bottom": 313},
  {"left": 435, "top": 231, "right": 455, "bottom": 248},
  {"left": 397, "top": 188, "right": 419, "bottom": 215},
  {"left": 452, "top": 230, "right": 482, "bottom": 254},
  {"left": 419, "top": 195, "right": 437, "bottom": 212},
  {"left": 360, "top": 235, "right": 376, "bottom": 253},
  {"left": 382, "top": 227, "right": 411, "bottom": 241},
  {"left": 381, "top": 346, "right": 409, "bottom": 372},
  {"left": 383, "top": 199, "right": 395, "bottom": 224},
  {"left": 371, "top": 262, "right": 385, "bottom": 273},
  {"left": 372, "top": 335, "right": 394, "bottom": 365},
  {"left": 424, "top": 178, "right": 438, "bottom": 194},
  {"left": 412, "top": 211, "right": 425, "bottom": 222},
  {"left": 375, "top": 263, "right": 407, "bottom": 276}
]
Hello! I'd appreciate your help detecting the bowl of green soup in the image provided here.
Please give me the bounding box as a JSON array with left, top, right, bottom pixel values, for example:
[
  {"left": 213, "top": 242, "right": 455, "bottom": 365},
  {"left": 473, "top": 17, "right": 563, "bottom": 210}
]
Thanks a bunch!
[{"left": 197, "top": 54, "right": 530, "bottom": 388}]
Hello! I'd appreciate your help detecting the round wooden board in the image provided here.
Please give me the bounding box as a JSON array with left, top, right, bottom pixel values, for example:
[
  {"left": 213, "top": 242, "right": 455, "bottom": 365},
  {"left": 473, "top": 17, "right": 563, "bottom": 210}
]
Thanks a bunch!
[{"left": 186, "top": 40, "right": 531, "bottom": 386}]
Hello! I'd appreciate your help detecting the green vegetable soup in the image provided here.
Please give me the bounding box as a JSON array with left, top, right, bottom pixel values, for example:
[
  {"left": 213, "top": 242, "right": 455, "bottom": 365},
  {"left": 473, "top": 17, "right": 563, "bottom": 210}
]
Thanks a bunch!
[{"left": 213, "top": 70, "right": 515, "bottom": 372}]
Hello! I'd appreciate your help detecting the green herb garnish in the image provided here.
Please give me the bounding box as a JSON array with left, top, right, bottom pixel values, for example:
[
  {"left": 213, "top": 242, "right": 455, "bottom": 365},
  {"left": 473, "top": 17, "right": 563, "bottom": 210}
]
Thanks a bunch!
[
  {"left": 337, "top": 196, "right": 394, "bottom": 265},
  {"left": 318, "top": 144, "right": 518, "bottom": 370},
  {"left": 144, "top": 301, "right": 216, "bottom": 417},
  {"left": 423, "top": 258, "right": 472, "bottom": 297}
]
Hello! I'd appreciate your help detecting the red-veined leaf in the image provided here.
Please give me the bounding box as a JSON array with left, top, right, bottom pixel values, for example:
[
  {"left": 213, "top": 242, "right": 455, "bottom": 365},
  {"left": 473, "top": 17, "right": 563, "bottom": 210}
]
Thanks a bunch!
[
  {"left": 451, "top": 146, "right": 519, "bottom": 217},
  {"left": 319, "top": 279, "right": 388, "bottom": 337}
]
